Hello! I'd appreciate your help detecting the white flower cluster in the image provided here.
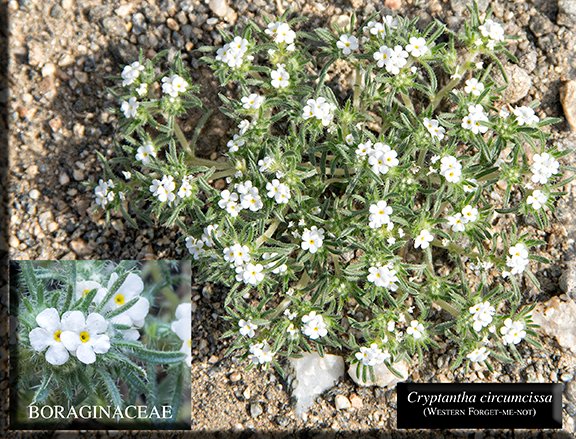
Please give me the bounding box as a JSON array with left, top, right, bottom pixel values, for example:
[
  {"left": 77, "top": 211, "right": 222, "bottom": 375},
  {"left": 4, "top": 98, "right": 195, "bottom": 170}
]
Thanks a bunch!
[
  {"left": 355, "top": 343, "right": 390, "bottom": 367},
  {"left": 363, "top": 16, "right": 398, "bottom": 39},
  {"left": 478, "top": 19, "right": 505, "bottom": 50},
  {"left": 218, "top": 180, "right": 264, "bottom": 217},
  {"left": 462, "top": 104, "right": 489, "bottom": 135},
  {"left": 367, "top": 263, "right": 399, "bottom": 291},
  {"left": 447, "top": 205, "right": 479, "bottom": 232},
  {"left": 266, "top": 179, "right": 291, "bottom": 204},
  {"left": 513, "top": 106, "right": 539, "bottom": 126},
  {"left": 469, "top": 301, "right": 495, "bottom": 332},
  {"left": 500, "top": 318, "right": 526, "bottom": 345},
  {"left": 94, "top": 179, "right": 115, "bottom": 207},
  {"left": 216, "top": 36, "right": 251, "bottom": 69},
  {"left": 221, "top": 242, "right": 266, "bottom": 286},
  {"left": 161, "top": 74, "right": 188, "bottom": 98},
  {"left": 185, "top": 224, "right": 222, "bottom": 260},
  {"left": 355, "top": 140, "right": 399, "bottom": 175},
  {"left": 463, "top": 78, "right": 485, "bottom": 96},
  {"left": 423, "top": 117, "right": 445, "bottom": 140},
  {"left": 368, "top": 200, "right": 393, "bottom": 229},
  {"left": 301, "top": 311, "right": 328, "bottom": 339},
  {"left": 300, "top": 226, "right": 325, "bottom": 254},
  {"left": 171, "top": 303, "right": 192, "bottom": 367},
  {"left": 271, "top": 63, "right": 290, "bottom": 89},
  {"left": 265, "top": 21, "right": 296, "bottom": 49},
  {"left": 29, "top": 308, "right": 111, "bottom": 366},
  {"left": 439, "top": 155, "right": 462, "bottom": 183},
  {"left": 466, "top": 346, "right": 489, "bottom": 363},
  {"left": 150, "top": 175, "right": 177, "bottom": 204},
  {"left": 121, "top": 97, "right": 139, "bottom": 118},
  {"left": 526, "top": 189, "right": 548, "bottom": 210},
  {"left": 414, "top": 229, "right": 434, "bottom": 249},
  {"left": 121, "top": 61, "right": 144, "bottom": 86},
  {"left": 530, "top": 152, "right": 559, "bottom": 185},
  {"left": 505, "top": 243, "right": 529, "bottom": 275},
  {"left": 337, "top": 34, "right": 359, "bottom": 56},
  {"left": 373, "top": 45, "right": 408, "bottom": 75},
  {"left": 406, "top": 320, "right": 425, "bottom": 339},
  {"left": 136, "top": 141, "right": 157, "bottom": 164},
  {"left": 239, "top": 319, "right": 258, "bottom": 338},
  {"left": 302, "top": 97, "right": 337, "bottom": 126},
  {"left": 241, "top": 93, "right": 265, "bottom": 110},
  {"left": 249, "top": 341, "right": 274, "bottom": 364}
]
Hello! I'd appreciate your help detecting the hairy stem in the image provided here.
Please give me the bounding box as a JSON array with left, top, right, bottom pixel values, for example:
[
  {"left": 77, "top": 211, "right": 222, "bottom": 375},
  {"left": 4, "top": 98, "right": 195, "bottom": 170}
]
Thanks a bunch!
[{"left": 430, "top": 50, "right": 479, "bottom": 111}]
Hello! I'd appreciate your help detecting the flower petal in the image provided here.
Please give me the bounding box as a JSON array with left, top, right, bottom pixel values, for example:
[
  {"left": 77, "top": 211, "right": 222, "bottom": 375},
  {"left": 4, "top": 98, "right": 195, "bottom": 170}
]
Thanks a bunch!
[
  {"left": 45, "top": 344, "right": 69, "bottom": 366},
  {"left": 107, "top": 272, "right": 119, "bottom": 289},
  {"left": 60, "top": 330, "right": 81, "bottom": 352},
  {"left": 126, "top": 298, "right": 149, "bottom": 325},
  {"left": 76, "top": 344, "right": 96, "bottom": 364},
  {"left": 29, "top": 328, "right": 51, "bottom": 352},
  {"left": 171, "top": 318, "right": 191, "bottom": 342},
  {"left": 122, "top": 329, "right": 140, "bottom": 341},
  {"left": 175, "top": 303, "right": 192, "bottom": 320},
  {"left": 35, "top": 308, "right": 60, "bottom": 332},
  {"left": 86, "top": 313, "right": 108, "bottom": 334},
  {"left": 91, "top": 335, "right": 110, "bottom": 354},
  {"left": 118, "top": 273, "right": 144, "bottom": 300},
  {"left": 75, "top": 281, "right": 103, "bottom": 301},
  {"left": 61, "top": 310, "right": 85, "bottom": 332}
]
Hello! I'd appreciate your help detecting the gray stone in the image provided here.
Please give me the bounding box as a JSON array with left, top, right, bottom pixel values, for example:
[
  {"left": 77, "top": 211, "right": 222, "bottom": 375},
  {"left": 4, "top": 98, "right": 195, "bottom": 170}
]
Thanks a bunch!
[
  {"left": 560, "top": 261, "right": 576, "bottom": 299},
  {"left": 348, "top": 360, "right": 410, "bottom": 388},
  {"left": 450, "top": 0, "right": 489, "bottom": 15},
  {"left": 529, "top": 13, "right": 555, "bottom": 37},
  {"left": 249, "top": 402, "right": 263, "bottom": 418},
  {"left": 208, "top": 0, "right": 237, "bottom": 23},
  {"left": 560, "top": 80, "right": 576, "bottom": 132},
  {"left": 532, "top": 296, "right": 576, "bottom": 354},
  {"left": 290, "top": 352, "right": 345, "bottom": 418},
  {"left": 101, "top": 17, "right": 125, "bottom": 38},
  {"left": 496, "top": 64, "right": 532, "bottom": 104},
  {"left": 334, "top": 394, "right": 351, "bottom": 410},
  {"left": 558, "top": 0, "right": 576, "bottom": 27}
]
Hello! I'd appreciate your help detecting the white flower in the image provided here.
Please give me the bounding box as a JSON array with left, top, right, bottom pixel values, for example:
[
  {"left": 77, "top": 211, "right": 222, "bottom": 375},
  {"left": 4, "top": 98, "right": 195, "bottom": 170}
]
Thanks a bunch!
[
  {"left": 355, "top": 343, "right": 390, "bottom": 367},
  {"left": 171, "top": 303, "right": 192, "bottom": 367},
  {"left": 239, "top": 319, "right": 258, "bottom": 338},
  {"left": 271, "top": 64, "right": 290, "bottom": 89},
  {"left": 266, "top": 179, "right": 291, "bottom": 204},
  {"left": 161, "top": 74, "right": 188, "bottom": 98},
  {"left": 414, "top": 229, "right": 434, "bottom": 249},
  {"left": 238, "top": 119, "right": 251, "bottom": 135},
  {"left": 265, "top": 22, "right": 296, "bottom": 45},
  {"left": 405, "top": 36, "right": 429, "bottom": 57},
  {"left": 500, "top": 318, "right": 526, "bottom": 345},
  {"left": 461, "top": 104, "right": 489, "bottom": 134},
  {"left": 461, "top": 205, "right": 479, "bottom": 223},
  {"left": 367, "top": 264, "right": 398, "bottom": 291},
  {"left": 29, "top": 308, "right": 70, "bottom": 365},
  {"left": 423, "top": 118, "right": 445, "bottom": 140},
  {"left": 60, "top": 311, "right": 111, "bottom": 365},
  {"left": 185, "top": 237, "right": 205, "bottom": 260},
  {"left": 102, "top": 273, "right": 149, "bottom": 329},
  {"left": 469, "top": 301, "right": 496, "bottom": 332},
  {"left": 223, "top": 243, "right": 251, "bottom": 267},
  {"left": 479, "top": 19, "right": 505, "bottom": 43},
  {"left": 301, "top": 226, "right": 325, "bottom": 254},
  {"left": 136, "top": 142, "right": 156, "bottom": 164},
  {"left": 201, "top": 224, "right": 222, "bottom": 247},
  {"left": 374, "top": 44, "right": 408, "bottom": 75},
  {"left": 530, "top": 152, "right": 559, "bottom": 184},
  {"left": 301, "top": 311, "right": 328, "bottom": 340},
  {"left": 336, "top": 34, "right": 359, "bottom": 55},
  {"left": 258, "top": 156, "right": 274, "bottom": 172},
  {"left": 467, "top": 346, "right": 489, "bottom": 363},
  {"left": 355, "top": 140, "right": 373, "bottom": 158},
  {"left": 345, "top": 134, "right": 354, "bottom": 145},
  {"left": 216, "top": 36, "right": 250, "bottom": 69},
  {"left": 440, "top": 155, "right": 462, "bottom": 183},
  {"left": 149, "top": 175, "right": 176, "bottom": 204},
  {"left": 249, "top": 341, "right": 274, "bottom": 365},
  {"left": 120, "top": 97, "right": 139, "bottom": 118},
  {"left": 513, "top": 106, "right": 539, "bottom": 126},
  {"left": 369, "top": 200, "right": 393, "bottom": 229},
  {"left": 302, "top": 97, "right": 337, "bottom": 126},
  {"left": 406, "top": 320, "right": 425, "bottom": 340},
  {"left": 367, "top": 143, "right": 399, "bottom": 175},
  {"left": 240, "top": 263, "right": 265, "bottom": 286},
  {"left": 241, "top": 93, "right": 265, "bottom": 110},
  {"left": 447, "top": 213, "right": 466, "bottom": 232},
  {"left": 527, "top": 190, "right": 548, "bottom": 210},
  {"left": 136, "top": 83, "right": 148, "bottom": 97},
  {"left": 374, "top": 45, "right": 393, "bottom": 68},
  {"left": 227, "top": 134, "right": 245, "bottom": 153},
  {"left": 366, "top": 16, "right": 398, "bottom": 38},
  {"left": 238, "top": 182, "right": 263, "bottom": 211},
  {"left": 121, "top": 61, "right": 145, "bottom": 86},
  {"left": 499, "top": 108, "right": 510, "bottom": 119},
  {"left": 464, "top": 78, "right": 485, "bottom": 96},
  {"left": 218, "top": 189, "right": 239, "bottom": 212},
  {"left": 94, "top": 179, "right": 115, "bottom": 207},
  {"left": 178, "top": 176, "right": 194, "bottom": 199},
  {"left": 506, "top": 243, "right": 529, "bottom": 275}
]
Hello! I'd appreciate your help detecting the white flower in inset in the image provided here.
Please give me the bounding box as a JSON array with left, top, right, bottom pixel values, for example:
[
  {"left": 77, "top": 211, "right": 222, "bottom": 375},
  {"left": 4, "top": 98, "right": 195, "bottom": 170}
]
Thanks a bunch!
[
  {"left": 469, "top": 301, "right": 496, "bottom": 331},
  {"left": 355, "top": 343, "right": 391, "bottom": 367},
  {"left": 423, "top": 118, "right": 445, "bottom": 140},
  {"left": 530, "top": 152, "right": 559, "bottom": 185},
  {"left": 461, "top": 205, "right": 479, "bottom": 223},
  {"left": 103, "top": 273, "right": 149, "bottom": 329},
  {"left": 414, "top": 229, "right": 434, "bottom": 249},
  {"left": 249, "top": 341, "right": 274, "bottom": 365},
  {"left": 467, "top": 346, "right": 489, "bottom": 363},
  {"left": 301, "top": 311, "right": 328, "bottom": 340},
  {"left": 301, "top": 226, "right": 325, "bottom": 254},
  {"left": 513, "top": 106, "right": 539, "bottom": 126},
  {"left": 506, "top": 243, "right": 529, "bottom": 275},
  {"left": 500, "top": 318, "right": 526, "bottom": 345},
  {"left": 464, "top": 78, "right": 485, "bottom": 96},
  {"left": 527, "top": 190, "right": 548, "bottom": 210},
  {"left": 149, "top": 175, "right": 177, "bottom": 204},
  {"left": 161, "top": 74, "right": 188, "bottom": 98},
  {"left": 60, "top": 311, "right": 110, "bottom": 365},
  {"left": 121, "top": 61, "right": 145, "bottom": 86},
  {"left": 171, "top": 303, "right": 192, "bottom": 367},
  {"left": 94, "top": 179, "right": 115, "bottom": 208},
  {"left": 447, "top": 213, "right": 466, "bottom": 232},
  {"left": 405, "top": 36, "right": 429, "bottom": 58},
  {"left": 136, "top": 142, "right": 156, "bottom": 164},
  {"left": 241, "top": 93, "right": 265, "bottom": 110},
  {"left": 239, "top": 319, "right": 258, "bottom": 338},
  {"left": 369, "top": 200, "right": 393, "bottom": 229},
  {"left": 336, "top": 34, "right": 359, "bottom": 55},
  {"left": 406, "top": 320, "right": 425, "bottom": 340},
  {"left": 75, "top": 280, "right": 105, "bottom": 302},
  {"left": 367, "top": 264, "right": 398, "bottom": 291},
  {"left": 185, "top": 237, "right": 205, "bottom": 260},
  {"left": 121, "top": 97, "right": 139, "bottom": 118},
  {"left": 29, "top": 308, "right": 70, "bottom": 366},
  {"left": 271, "top": 64, "right": 290, "bottom": 89}
]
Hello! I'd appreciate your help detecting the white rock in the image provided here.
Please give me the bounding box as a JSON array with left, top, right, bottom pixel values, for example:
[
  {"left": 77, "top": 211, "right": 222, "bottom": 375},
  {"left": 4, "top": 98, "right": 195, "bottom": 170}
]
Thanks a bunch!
[
  {"left": 334, "top": 394, "right": 351, "bottom": 410},
  {"left": 289, "top": 352, "right": 344, "bottom": 418},
  {"left": 348, "top": 360, "right": 410, "bottom": 387},
  {"left": 532, "top": 296, "right": 576, "bottom": 354}
]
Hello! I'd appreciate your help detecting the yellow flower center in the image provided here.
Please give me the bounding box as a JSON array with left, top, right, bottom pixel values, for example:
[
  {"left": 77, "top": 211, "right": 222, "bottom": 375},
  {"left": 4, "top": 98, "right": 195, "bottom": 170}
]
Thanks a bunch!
[
  {"left": 187, "top": 339, "right": 192, "bottom": 347},
  {"left": 114, "top": 293, "right": 125, "bottom": 306},
  {"left": 53, "top": 329, "right": 62, "bottom": 342},
  {"left": 82, "top": 289, "right": 91, "bottom": 297},
  {"left": 79, "top": 331, "right": 90, "bottom": 343}
]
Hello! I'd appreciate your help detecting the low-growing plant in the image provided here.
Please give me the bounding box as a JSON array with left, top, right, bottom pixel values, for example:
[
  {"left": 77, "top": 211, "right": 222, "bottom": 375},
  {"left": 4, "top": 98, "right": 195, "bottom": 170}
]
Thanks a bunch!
[
  {"left": 97, "top": 5, "right": 573, "bottom": 380},
  {"left": 11, "top": 261, "right": 191, "bottom": 427}
]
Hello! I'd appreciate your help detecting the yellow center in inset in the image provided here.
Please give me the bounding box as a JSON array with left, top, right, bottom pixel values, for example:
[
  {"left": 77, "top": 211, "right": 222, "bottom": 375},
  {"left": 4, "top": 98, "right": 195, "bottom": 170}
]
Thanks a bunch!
[
  {"left": 53, "top": 329, "right": 62, "bottom": 342},
  {"left": 114, "top": 293, "right": 125, "bottom": 306},
  {"left": 82, "top": 289, "right": 91, "bottom": 297},
  {"left": 187, "top": 339, "right": 192, "bottom": 347},
  {"left": 79, "top": 331, "right": 90, "bottom": 343}
]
